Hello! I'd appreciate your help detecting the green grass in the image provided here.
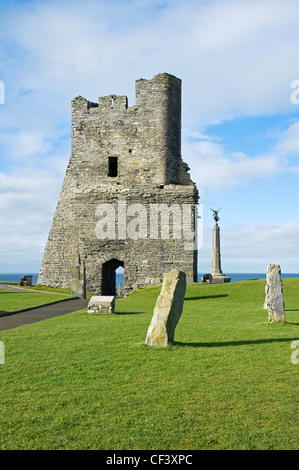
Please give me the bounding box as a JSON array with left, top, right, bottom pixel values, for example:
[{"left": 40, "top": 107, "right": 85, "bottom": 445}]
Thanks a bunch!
[
  {"left": 14, "top": 284, "right": 95, "bottom": 297},
  {"left": 0, "top": 281, "right": 19, "bottom": 285},
  {"left": 0, "top": 279, "right": 298, "bottom": 450},
  {"left": 0, "top": 288, "right": 75, "bottom": 315}
]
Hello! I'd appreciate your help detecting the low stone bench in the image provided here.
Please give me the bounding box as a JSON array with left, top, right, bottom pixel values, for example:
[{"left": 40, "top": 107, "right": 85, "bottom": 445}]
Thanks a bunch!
[{"left": 87, "top": 296, "right": 115, "bottom": 314}]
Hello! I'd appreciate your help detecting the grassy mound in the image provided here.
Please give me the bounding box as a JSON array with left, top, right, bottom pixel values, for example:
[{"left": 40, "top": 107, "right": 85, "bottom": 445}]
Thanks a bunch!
[{"left": 0, "top": 279, "right": 298, "bottom": 450}]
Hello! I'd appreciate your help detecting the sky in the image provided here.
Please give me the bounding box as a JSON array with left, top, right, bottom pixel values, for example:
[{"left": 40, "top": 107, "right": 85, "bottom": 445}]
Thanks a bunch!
[{"left": 1, "top": 0, "right": 299, "bottom": 274}]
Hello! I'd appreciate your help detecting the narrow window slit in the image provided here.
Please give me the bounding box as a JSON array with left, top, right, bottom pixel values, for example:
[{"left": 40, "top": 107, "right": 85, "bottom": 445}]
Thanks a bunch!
[{"left": 108, "top": 157, "right": 118, "bottom": 177}]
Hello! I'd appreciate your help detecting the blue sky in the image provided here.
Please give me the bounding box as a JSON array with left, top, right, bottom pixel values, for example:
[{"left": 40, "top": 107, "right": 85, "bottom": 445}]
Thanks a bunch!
[{"left": 1, "top": 0, "right": 299, "bottom": 273}]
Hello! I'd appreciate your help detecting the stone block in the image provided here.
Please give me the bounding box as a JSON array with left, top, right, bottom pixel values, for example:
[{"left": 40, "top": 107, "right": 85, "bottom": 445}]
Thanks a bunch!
[
  {"left": 20, "top": 275, "right": 32, "bottom": 287},
  {"left": 87, "top": 296, "right": 115, "bottom": 314},
  {"left": 145, "top": 269, "right": 186, "bottom": 347},
  {"left": 211, "top": 275, "right": 231, "bottom": 284}
]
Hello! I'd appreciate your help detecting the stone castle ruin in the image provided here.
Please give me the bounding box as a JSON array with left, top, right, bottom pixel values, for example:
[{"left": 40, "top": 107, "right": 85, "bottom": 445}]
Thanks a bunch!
[{"left": 37, "top": 73, "right": 199, "bottom": 295}]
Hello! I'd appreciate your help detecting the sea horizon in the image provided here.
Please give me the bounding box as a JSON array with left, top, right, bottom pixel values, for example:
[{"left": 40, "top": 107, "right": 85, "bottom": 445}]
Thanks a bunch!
[{"left": 1, "top": 272, "right": 299, "bottom": 288}]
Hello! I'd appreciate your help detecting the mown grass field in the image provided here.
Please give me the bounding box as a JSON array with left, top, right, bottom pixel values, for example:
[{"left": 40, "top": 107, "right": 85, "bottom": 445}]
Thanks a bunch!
[
  {"left": 0, "top": 287, "right": 75, "bottom": 315},
  {"left": 15, "top": 284, "right": 95, "bottom": 297},
  {"left": 0, "top": 279, "right": 298, "bottom": 450}
]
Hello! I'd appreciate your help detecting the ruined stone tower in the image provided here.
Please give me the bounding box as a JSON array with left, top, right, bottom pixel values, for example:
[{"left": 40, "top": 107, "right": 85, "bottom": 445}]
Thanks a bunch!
[{"left": 37, "top": 73, "right": 198, "bottom": 294}]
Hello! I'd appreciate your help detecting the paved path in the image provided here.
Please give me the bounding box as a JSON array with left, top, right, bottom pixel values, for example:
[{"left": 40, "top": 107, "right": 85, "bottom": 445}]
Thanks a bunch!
[{"left": 0, "top": 284, "right": 89, "bottom": 331}]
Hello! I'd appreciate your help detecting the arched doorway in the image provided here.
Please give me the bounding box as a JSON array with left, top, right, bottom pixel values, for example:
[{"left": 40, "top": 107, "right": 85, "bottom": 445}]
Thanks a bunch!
[{"left": 101, "top": 258, "right": 124, "bottom": 296}]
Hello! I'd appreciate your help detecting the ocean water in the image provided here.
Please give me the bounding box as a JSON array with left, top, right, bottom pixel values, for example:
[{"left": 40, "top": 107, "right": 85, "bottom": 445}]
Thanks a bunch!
[
  {"left": 213, "top": 273, "right": 299, "bottom": 282},
  {"left": 1, "top": 272, "right": 299, "bottom": 288},
  {"left": 0, "top": 273, "right": 39, "bottom": 284},
  {"left": 0, "top": 273, "right": 126, "bottom": 289}
]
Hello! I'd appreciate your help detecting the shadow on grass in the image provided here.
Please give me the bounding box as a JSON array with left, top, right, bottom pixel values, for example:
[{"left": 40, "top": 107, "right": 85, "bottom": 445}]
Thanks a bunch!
[
  {"left": 114, "top": 311, "right": 145, "bottom": 315},
  {"left": 174, "top": 337, "right": 299, "bottom": 348},
  {"left": 185, "top": 294, "right": 229, "bottom": 301}
]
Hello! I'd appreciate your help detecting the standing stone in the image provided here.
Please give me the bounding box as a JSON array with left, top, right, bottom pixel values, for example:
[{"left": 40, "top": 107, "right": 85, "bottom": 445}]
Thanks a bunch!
[
  {"left": 263, "top": 283, "right": 268, "bottom": 310},
  {"left": 71, "top": 255, "right": 86, "bottom": 299},
  {"left": 265, "top": 264, "right": 285, "bottom": 323},
  {"left": 145, "top": 269, "right": 186, "bottom": 347}
]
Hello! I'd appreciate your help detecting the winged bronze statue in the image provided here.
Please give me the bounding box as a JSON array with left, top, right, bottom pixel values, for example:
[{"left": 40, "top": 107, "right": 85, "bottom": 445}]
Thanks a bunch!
[{"left": 211, "top": 208, "right": 221, "bottom": 223}]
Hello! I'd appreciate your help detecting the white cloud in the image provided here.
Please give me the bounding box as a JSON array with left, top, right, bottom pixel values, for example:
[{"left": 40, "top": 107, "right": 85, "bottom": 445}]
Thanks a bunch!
[
  {"left": 276, "top": 122, "right": 299, "bottom": 155},
  {"left": 1, "top": 0, "right": 299, "bottom": 272},
  {"left": 189, "top": 0, "right": 291, "bottom": 49},
  {"left": 184, "top": 116, "right": 299, "bottom": 193},
  {"left": 290, "top": 166, "right": 299, "bottom": 174},
  {"left": 184, "top": 139, "right": 284, "bottom": 192},
  {"left": 0, "top": 129, "right": 49, "bottom": 160},
  {"left": 199, "top": 222, "right": 299, "bottom": 272},
  {"left": 2, "top": 0, "right": 299, "bottom": 124},
  {"left": 0, "top": 164, "right": 65, "bottom": 271}
]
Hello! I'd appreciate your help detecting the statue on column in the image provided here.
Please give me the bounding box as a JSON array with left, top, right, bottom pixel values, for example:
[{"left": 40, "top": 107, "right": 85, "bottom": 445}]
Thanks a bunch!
[
  {"left": 209, "top": 208, "right": 231, "bottom": 283},
  {"left": 211, "top": 208, "right": 221, "bottom": 224}
]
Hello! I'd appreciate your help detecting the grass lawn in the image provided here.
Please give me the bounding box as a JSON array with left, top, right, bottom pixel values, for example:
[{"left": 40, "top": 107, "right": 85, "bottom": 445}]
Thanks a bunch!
[
  {"left": 0, "top": 279, "right": 298, "bottom": 450},
  {"left": 0, "top": 287, "right": 75, "bottom": 315},
  {"left": 20, "top": 284, "right": 95, "bottom": 297}
]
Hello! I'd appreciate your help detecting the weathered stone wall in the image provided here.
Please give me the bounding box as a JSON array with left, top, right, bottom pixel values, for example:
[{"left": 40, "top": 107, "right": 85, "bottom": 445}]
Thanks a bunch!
[{"left": 37, "top": 73, "right": 199, "bottom": 294}]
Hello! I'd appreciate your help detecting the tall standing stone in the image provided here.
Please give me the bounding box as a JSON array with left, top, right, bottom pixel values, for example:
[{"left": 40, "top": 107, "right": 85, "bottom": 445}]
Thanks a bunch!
[
  {"left": 71, "top": 255, "right": 86, "bottom": 299},
  {"left": 145, "top": 270, "right": 186, "bottom": 347},
  {"left": 265, "top": 264, "right": 285, "bottom": 323},
  {"left": 210, "top": 209, "right": 231, "bottom": 283}
]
